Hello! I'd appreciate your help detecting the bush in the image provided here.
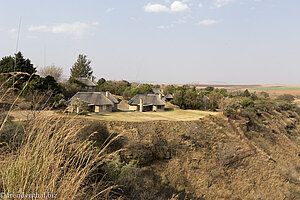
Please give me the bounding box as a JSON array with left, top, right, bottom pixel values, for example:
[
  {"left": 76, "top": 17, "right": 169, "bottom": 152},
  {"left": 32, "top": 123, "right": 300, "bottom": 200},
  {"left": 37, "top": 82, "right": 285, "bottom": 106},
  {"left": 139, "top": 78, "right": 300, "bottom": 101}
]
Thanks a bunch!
[
  {"left": 277, "top": 94, "right": 295, "bottom": 102},
  {"left": 219, "top": 98, "right": 240, "bottom": 117}
]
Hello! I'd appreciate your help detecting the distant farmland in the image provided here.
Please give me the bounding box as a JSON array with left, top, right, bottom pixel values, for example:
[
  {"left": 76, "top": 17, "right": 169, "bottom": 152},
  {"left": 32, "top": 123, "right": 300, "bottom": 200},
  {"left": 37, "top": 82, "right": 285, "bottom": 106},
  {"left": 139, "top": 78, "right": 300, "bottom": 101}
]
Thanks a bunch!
[
  {"left": 248, "top": 85, "right": 300, "bottom": 96},
  {"left": 194, "top": 84, "right": 300, "bottom": 97},
  {"left": 250, "top": 87, "right": 300, "bottom": 91}
]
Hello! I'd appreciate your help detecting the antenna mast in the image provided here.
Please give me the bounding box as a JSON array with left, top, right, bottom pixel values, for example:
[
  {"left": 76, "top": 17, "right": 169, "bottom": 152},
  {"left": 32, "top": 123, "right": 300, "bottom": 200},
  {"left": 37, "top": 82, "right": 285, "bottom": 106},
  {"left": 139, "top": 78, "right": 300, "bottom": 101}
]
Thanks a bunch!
[{"left": 13, "top": 17, "right": 22, "bottom": 96}]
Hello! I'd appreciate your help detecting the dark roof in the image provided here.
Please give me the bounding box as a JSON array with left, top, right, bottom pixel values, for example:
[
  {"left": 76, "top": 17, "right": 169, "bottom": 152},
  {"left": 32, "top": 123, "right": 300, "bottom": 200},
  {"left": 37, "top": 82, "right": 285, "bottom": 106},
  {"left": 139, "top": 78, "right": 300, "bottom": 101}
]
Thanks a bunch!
[
  {"left": 128, "top": 94, "right": 166, "bottom": 106},
  {"left": 76, "top": 78, "right": 97, "bottom": 87},
  {"left": 71, "top": 92, "right": 113, "bottom": 106},
  {"left": 152, "top": 88, "right": 164, "bottom": 96},
  {"left": 165, "top": 94, "right": 173, "bottom": 99},
  {"left": 99, "top": 92, "right": 119, "bottom": 104}
]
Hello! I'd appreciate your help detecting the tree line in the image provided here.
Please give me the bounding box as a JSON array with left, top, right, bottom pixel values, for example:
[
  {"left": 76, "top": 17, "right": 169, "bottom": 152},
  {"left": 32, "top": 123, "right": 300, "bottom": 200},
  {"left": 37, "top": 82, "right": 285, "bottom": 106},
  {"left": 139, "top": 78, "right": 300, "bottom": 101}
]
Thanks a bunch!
[{"left": 1, "top": 52, "right": 296, "bottom": 113}]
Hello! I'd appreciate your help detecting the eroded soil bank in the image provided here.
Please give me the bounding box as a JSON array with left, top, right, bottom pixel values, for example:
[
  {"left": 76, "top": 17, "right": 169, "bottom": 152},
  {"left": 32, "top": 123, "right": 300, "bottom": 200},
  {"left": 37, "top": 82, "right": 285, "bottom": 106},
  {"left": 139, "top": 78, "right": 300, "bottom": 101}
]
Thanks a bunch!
[{"left": 84, "top": 110, "right": 300, "bottom": 199}]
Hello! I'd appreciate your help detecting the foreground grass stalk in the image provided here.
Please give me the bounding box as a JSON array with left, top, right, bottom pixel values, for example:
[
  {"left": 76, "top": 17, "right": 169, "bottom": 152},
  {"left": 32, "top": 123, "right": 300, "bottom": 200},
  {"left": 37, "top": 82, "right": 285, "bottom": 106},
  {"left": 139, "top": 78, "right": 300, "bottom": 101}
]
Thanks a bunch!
[{"left": 0, "top": 113, "right": 119, "bottom": 199}]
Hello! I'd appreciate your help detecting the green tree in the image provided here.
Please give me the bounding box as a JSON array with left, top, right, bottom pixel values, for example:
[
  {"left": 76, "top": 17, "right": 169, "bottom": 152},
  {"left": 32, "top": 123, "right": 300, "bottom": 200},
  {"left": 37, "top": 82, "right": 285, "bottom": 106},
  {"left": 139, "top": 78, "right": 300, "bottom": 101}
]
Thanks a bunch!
[
  {"left": 205, "top": 86, "right": 214, "bottom": 92},
  {"left": 70, "top": 54, "right": 93, "bottom": 78},
  {"left": 163, "top": 85, "right": 176, "bottom": 95},
  {"left": 0, "top": 52, "right": 36, "bottom": 89},
  {"left": 242, "top": 89, "right": 251, "bottom": 97},
  {"left": 24, "top": 75, "right": 62, "bottom": 95},
  {"left": 97, "top": 78, "right": 106, "bottom": 86},
  {"left": 171, "top": 87, "right": 186, "bottom": 109}
]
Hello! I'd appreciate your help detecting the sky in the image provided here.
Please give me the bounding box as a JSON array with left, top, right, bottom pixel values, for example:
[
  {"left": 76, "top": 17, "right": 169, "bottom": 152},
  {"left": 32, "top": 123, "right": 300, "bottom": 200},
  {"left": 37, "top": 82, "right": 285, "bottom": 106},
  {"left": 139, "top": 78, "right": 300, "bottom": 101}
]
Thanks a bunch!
[{"left": 0, "top": 0, "right": 300, "bottom": 84}]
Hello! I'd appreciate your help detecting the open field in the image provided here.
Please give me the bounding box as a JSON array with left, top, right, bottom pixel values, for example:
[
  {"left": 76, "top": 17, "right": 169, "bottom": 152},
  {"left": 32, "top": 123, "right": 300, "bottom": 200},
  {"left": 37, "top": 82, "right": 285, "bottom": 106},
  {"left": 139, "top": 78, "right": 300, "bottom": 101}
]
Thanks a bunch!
[
  {"left": 195, "top": 84, "right": 300, "bottom": 96},
  {"left": 87, "top": 109, "right": 218, "bottom": 122},
  {"left": 8, "top": 110, "right": 55, "bottom": 122}
]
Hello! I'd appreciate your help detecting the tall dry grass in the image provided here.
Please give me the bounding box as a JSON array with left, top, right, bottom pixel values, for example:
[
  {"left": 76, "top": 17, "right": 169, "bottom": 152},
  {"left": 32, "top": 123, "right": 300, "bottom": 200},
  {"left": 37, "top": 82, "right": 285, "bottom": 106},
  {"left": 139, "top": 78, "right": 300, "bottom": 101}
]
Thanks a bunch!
[{"left": 0, "top": 73, "right": 120, "bottom": 199}]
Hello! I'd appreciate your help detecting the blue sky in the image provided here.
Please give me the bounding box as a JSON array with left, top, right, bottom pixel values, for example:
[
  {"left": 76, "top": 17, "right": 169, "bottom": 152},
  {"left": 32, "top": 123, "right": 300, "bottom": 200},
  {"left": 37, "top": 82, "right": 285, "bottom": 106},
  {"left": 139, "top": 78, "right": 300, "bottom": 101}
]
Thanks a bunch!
[{"left": 1, "top": 0, "right": 300, "bottom": 84}]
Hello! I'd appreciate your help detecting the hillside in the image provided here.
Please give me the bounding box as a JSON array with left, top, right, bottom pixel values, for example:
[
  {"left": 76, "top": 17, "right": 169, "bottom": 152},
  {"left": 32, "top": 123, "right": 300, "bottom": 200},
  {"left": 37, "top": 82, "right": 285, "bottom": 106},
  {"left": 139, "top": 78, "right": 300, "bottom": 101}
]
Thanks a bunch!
[{"left": 82, "top": 108, "right": 300, "bottom": 199}]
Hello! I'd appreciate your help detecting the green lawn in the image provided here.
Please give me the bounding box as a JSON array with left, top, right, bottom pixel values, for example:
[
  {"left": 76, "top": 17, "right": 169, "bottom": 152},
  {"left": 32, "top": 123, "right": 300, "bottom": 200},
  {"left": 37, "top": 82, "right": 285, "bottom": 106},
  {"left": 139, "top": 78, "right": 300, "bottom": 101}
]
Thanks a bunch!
[{"left": 86, "top": 108, "right": 218, "bottom": 122}]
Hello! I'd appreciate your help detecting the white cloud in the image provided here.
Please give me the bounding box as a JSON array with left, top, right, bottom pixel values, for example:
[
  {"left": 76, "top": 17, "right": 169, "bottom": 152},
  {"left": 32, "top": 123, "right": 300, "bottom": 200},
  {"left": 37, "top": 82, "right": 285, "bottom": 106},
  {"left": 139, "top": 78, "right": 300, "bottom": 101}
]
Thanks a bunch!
[
  {"left": 8, "top": 28, "right": 18, "bottom": 39},
  {"left": 198, "top": 3, "right": 203, "bottom": 8},
  {"left": 157, "top": 24, "right": 174, "bottom": 29},
  {"left": 170, "top": 1, "right": 189, "bottom": 12},
  {"left": 196, "top": 19, "right": 220, "bottom": 25},
  {"left": 144, "top": 3, "right": 170, "bottom": 12},
  {"left": 144, "top": 1, "right": 189, "bottom": 13},
  {"left": 28, "top": 22, "right": 99, "bottom": 38},
  {"left": 214, "top": 0, "right": 234, "bottom": 8}
]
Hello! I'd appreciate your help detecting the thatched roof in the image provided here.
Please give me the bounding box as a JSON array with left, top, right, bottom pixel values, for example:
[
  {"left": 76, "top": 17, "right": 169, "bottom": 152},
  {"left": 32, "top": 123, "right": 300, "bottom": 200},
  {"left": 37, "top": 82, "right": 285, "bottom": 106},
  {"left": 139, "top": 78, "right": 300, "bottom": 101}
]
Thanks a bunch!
[
  {"left": 72, "top": 92, "right": 113, "bottom": 106},
  {"left": 165, "top": 94, "right": 173, "bottom": 99},
  {"left": 76, "top": 78, "right": 97, "bottom": 87},
  {"left": 128, "top": 94, "right": 166, "bottom": 106},
  {"left": 99, "top": 92, "right": 119, "bottom": 104},
  {"left": 152, "top": 88, "right": 164, "bottom": 96}
]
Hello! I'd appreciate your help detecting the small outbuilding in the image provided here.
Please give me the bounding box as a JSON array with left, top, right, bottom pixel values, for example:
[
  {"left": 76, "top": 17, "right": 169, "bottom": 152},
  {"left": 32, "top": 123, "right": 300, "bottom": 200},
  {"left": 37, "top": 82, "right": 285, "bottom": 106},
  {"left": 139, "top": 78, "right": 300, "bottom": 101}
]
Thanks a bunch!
[
  {"left": 75, "top": 77, "right": 97, "bottom": 91},
  {"left": 152, "top": 88, "right": 165, "bottom": 97},
  {"left": 164, "top": 93, "right": 174, "bottom": 101},
  {"left": 128, "top": 94, "right": 166, "bottom": 112}
]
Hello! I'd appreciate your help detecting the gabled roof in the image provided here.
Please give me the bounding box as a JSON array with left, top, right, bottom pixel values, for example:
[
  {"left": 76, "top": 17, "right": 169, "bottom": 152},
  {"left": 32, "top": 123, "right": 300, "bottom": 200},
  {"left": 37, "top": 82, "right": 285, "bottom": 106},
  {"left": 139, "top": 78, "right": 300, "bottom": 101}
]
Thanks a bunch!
[
  {"left": 128, "top": 94, "right": 166, "bottom": 106},
  {"left": 99, "top": 92, "right": 119, "bottom": 104},
  {"left": 75, "top": 77, "right": 97, "bottom": 87},
  {"left": 165, "top": 94, "right": 173, "bottom": 99},
  {"left": 71, "top": 92, "right": 113, "bottom": 106}
]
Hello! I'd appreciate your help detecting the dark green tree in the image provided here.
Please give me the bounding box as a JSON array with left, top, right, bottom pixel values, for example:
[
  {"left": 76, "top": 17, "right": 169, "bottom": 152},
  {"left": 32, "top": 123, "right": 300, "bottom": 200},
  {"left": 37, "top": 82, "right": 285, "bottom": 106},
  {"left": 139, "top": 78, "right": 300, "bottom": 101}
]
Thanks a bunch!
[
  {"left": 242, "top": 89, "right": 251, "bottom": 97},
  {"left": 70, "top": 54, "right": 93, "bottom": 78},
  {"left": 24, "top": 75, "right": 62, "bottom": 95},
  {"left": 0, "top": 52, "right": 36, "bottom": 89},
  {"left": 205, "top": 86, "right": 214, "bottom": 92},
  {"left": 97, "top": 78, "right": 106, "bottom": 86}
]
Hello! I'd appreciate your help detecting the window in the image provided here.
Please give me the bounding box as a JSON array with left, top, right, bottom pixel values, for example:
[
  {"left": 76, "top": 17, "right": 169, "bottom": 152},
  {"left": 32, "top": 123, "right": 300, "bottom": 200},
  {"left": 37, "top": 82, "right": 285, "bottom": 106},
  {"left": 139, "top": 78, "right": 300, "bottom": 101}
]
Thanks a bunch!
[{"left": 102, "top": 105, "right": 108, "bottom": 110}]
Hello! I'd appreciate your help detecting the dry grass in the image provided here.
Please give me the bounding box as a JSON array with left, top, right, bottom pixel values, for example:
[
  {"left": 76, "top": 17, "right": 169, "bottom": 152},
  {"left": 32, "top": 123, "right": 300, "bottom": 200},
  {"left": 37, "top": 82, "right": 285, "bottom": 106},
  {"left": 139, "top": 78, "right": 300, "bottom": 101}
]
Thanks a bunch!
[
  {"left": 87, "top": 109, "right": 219, "bottom": 122},
  {"left": 0, "top": 73, "right": 120, "bottom": 199},
  {"left": 0, "top": 112, "right": 121, "bottom": 199}
]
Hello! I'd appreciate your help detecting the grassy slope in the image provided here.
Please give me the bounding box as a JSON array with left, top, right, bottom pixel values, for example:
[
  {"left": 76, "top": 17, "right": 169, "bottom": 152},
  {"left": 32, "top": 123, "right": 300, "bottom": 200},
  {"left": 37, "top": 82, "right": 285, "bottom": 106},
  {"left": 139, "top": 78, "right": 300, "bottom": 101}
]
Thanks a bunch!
[
  {"left": 99, "top": 110, "right": 300, "bottom": 199},
  {"left": 87, "top": 109, "right": 218, "bottom": 122}
]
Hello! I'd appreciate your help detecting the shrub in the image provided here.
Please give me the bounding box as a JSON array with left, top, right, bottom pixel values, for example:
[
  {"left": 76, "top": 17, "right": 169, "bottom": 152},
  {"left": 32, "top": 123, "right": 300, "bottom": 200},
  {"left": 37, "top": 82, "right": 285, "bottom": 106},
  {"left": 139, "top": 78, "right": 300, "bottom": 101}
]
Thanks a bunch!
[
  {"left": 219, "top": 98, "right": 240, "bottom": 117},
  {"left": 277, "top": 94, "right": 295, "bottom": 102}
]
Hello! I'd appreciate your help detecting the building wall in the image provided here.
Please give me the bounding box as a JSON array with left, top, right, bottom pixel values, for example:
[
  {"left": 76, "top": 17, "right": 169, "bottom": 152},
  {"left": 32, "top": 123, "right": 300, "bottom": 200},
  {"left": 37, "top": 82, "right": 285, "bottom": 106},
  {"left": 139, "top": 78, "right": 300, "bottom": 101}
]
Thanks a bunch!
[
  {"left": 129, "top": 105, "right": 138, "bottom": 111},
  {"left": 112, "top": 103, "right": 118, "bottom": 111},
  {"left": 93, "top": 105, "right": 113, "bottom": 112},
  {"left": 99, "top": 105, "right": 112, "bottom": 112}
]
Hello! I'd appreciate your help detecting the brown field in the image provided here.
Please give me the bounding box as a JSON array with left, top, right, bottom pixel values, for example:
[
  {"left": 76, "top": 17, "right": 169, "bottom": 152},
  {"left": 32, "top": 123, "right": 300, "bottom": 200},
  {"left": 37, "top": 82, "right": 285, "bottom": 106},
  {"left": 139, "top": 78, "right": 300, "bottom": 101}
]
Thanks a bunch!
[{"left": 195, "top": 84, "right": 300, "bottom": 97}]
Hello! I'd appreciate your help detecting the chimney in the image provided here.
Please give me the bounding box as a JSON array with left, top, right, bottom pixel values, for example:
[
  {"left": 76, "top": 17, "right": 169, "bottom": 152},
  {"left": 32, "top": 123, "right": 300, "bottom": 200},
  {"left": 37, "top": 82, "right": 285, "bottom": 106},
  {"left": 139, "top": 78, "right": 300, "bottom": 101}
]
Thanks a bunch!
[
  {"left": 106, "top": 91, "right": 109, "bottom": 97},
  {"left": 139, "top": 98, "right": 143, "bottom": 112},
  {"left": 159, "top": 93, "right": 162, "bottom": 100}
]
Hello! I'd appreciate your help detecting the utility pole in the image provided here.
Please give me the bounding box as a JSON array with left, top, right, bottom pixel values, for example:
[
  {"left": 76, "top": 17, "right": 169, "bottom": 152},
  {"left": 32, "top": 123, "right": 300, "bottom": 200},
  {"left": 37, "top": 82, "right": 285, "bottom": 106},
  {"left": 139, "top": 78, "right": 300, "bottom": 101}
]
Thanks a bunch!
[{"left": 12, "top": 17, "right": 22, "bottom": 98}]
